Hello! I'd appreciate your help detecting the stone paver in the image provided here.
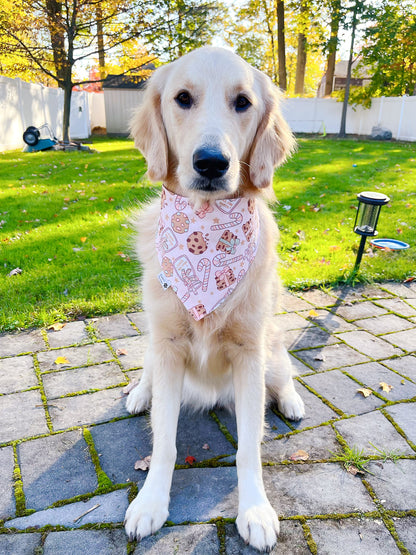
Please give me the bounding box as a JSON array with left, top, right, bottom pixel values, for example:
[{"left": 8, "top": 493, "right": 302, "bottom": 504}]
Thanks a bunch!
[
  {"left": 225, "top": 520, "right": 310, "bottom": 554},
  {"left": 42, "top": 361, "right": 126, "bottom": 399},
  {"left": 301, "top": 370, "right": 384, "bottom": 415},
  {"left": 0, "top": 330, "right": 45, "bottom": 357},
  {"left": 6, "top": 489, "right": 129, "bottom": 529},
  {"left": 91, "top": 314, "right": 139, "bottom": 339},
  {"left": 0, "top": 533, "right": 42, "bottom": 554},
  {"left": 294, "top": 343, "right": 370, "bottom": 371},
  {"left": 1, "top": 284, "right": 415, "bottom": 554},
  {"left": 375, "top": 298, "right": 416, "bottom": 317},
  {"left": 308, "top": 518, "right": 400, "bottom": 554},
  {"left": 46, "top": 321, "right": 90, "bottom": 348},
  {"left": 354, "top": 313, "right": 414, "bottom": 334},
  {"left": 135, "top": 524, "right": 219, "bottom": 554},
  {"left": 111, "top": 335, "right": 148, "bottom": 369},
  {"left": 264, "top": 463, "right": 375, "bottom": 516},
  {"left": 0, "top": 355, "right": 37, "bottom": 394},
  {"left": 90, "top": 417, "right": 152, "bottom": 484},
  {"left": 337, "top": 330, "right": 402, "bottom": 359},
  {"left": 394, "top": 516, "right": 416, "bottom": 554},
  {"left": 0, "top": 446, "right": 15, "bottom": 518},
  {"left": 385, "top": 403, "right": 416, "bottom": 445},
  {"left": 48, "top": 387, "right": 129, "bottom": 430},
  {"left": 380, "top": 329, "right": 416, "bottom": 352},
  {"left": 37, "top": 342, "right": 113, "bottom": 371},
  {"left": 0, "top": 390, "right": 49, "bottom": 443},
  {"left": 345, "top": 361, "right": 416, "bottom": 401},
  {"left": 334, "top": 411, "right": 413, "bottom": 455},
  {"left": 18, "top": 430, "right": 97, "bottom": 510},
  {"left": 365, "top": 460, "right": 416, "bottom": 511},
  {"left": 382, "top": 355, "right": 416, "bottom": 381},
  {"left": 43, "top": 529, "right": 128, "bottom": 555}
]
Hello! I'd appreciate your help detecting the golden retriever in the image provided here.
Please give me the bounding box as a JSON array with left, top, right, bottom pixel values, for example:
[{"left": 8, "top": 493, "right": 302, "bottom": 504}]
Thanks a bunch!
[{"left": 125, "top": 46, "right": 304, "bottom": 552}]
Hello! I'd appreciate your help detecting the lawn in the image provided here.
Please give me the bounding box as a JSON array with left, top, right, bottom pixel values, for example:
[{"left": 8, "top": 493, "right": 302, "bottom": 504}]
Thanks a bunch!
[{"left": 1, "top": 136, "right": 415, "bottom": 331}]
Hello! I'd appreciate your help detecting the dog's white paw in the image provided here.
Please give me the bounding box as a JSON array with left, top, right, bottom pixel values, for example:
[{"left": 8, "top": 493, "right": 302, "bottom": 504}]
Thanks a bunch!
[
  {"left": 124, "top": 490, "right": 168, "bottom": 541},
  {"left": 278, "top": 388, "right": 305, "bottom": 421},
  {"left": 236, "top": 501, "right": 279, "bottom": 552},
  {"left": 126, "top": 384, "right": 151, "bottom": 414}
]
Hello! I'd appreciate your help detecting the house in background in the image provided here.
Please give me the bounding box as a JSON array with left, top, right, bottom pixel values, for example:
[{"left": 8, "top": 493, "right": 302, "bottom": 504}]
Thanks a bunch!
[
  {"left": 102, "top": 73, "right": 150, "bottom": 135},
  {"left": 317, "top": 59, "right": 371, "bottom": 98}
]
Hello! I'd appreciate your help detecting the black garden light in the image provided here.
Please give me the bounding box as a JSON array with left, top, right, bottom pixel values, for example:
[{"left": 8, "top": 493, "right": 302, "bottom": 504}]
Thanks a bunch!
[{"left": 353, "top": 191, "right": 390, "bottom": 269}]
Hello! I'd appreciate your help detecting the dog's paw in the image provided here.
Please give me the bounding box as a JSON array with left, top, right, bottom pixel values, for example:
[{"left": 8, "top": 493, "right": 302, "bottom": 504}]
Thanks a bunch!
[
  {"left": 124, "top": 490, "right": 168, "bottom": 541},
  {"left": 126, "top": 384, "right": 151, "bottom": 414},
  {"left": 236, "top": 502, "right": 279, "bottom": 552},
  {"left": 277, "top": 387, "right": 305, "bottom": 422}
]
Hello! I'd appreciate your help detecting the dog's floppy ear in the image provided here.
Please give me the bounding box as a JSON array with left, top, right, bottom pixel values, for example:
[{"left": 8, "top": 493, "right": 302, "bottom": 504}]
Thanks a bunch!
[
  {"left": 130, "top": 66, "right": 170, "bottom": 182},
  {"left": 249, "top": 72, "right": 296, "bottom": 189}
]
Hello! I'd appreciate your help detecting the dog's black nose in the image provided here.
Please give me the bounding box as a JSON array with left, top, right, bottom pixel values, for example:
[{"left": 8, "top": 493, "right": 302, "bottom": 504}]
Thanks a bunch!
[{"left": 193, "top": 148, "right": 230, "bottom": 180}]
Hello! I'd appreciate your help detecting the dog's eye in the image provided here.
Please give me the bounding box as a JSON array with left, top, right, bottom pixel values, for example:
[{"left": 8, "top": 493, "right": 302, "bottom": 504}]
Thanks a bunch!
[
  {"left": 235, "top": 95, "right": 251, "bottom": 112},
  {"left": 175, "top": 91, "right": 193, "bottom": 109}
]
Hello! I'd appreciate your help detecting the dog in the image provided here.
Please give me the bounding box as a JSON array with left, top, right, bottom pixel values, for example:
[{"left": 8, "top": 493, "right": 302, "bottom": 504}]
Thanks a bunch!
[{"left": 125, "top": 46, "right": 305, "bottom": 552}]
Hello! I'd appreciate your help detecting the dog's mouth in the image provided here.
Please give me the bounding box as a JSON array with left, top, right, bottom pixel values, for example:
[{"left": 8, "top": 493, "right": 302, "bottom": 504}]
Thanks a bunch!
[{"left": 189, "top": 176, "right": 230, "bottom": 194}]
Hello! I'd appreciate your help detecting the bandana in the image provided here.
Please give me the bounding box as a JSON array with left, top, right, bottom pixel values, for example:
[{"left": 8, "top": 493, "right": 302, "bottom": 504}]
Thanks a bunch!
[{"left": 156, "top": 186, "right": 260, "bottom": 321}]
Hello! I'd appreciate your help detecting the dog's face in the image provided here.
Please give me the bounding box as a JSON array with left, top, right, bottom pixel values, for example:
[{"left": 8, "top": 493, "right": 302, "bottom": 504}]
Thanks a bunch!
[{"left": 131, "top": 47, "right": 294, "bottom": 201}]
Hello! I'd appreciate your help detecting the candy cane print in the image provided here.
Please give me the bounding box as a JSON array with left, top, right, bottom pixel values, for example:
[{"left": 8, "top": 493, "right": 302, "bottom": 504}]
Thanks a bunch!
[
  {"left": 213, "top": 252, "right": 244, "bottom": 267},
  {"left": 197, "top": 258, "right": 211, "bottom": 291},
  {"left": 174, "top": 194, "right": 188, "bottom": 211},
  {"left": 237, "top": 269, "right": 246, "bottom": 282},
  {"left": 210, "top": 211, "right": 243, "bottom": 231}
]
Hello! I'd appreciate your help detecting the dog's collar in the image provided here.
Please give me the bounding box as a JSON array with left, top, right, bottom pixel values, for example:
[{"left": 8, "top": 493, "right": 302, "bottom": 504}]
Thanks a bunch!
[{"left": 156, "top": 185, "right": 260, "bottom": 320}]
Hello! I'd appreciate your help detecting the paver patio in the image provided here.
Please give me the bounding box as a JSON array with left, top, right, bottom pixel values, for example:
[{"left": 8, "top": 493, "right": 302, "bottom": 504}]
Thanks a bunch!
[{"left": 0, "top": 282, "right": 415, "bottom": 554}]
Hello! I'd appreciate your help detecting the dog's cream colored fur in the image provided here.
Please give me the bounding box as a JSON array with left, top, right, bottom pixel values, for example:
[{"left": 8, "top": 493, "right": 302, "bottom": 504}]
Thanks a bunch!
[{"left": 125, "top": 46, "right": 304, "bottom": 552}]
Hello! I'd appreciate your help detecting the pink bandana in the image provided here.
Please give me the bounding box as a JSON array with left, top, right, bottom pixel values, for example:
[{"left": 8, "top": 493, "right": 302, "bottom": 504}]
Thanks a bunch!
[{"left": 156, "top": 186, "right": 260, "bottom": 320}]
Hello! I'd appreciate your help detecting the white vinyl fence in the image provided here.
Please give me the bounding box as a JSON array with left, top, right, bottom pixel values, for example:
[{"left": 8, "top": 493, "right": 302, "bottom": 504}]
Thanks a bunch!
[
  {"left": 282, "top": 96, "right": 416, "bottom": 142},
  {"left": 0, "top": 75, "right": 100, "bottom": 151},
  {"left": 1, "top": 73, "right": 416, "bottom": 151}
]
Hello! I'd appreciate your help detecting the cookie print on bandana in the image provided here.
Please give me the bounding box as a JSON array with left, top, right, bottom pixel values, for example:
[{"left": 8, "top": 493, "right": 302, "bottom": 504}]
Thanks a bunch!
[
  {"left": 187, "top": 231, "right": 208, "bottom": 255},
  {"left": 156, "top": 186, "right": 260, "bottom": 321}
]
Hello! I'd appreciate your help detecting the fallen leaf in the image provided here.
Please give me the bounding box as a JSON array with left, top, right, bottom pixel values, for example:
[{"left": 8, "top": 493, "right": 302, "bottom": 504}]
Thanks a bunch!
[
  {"left": 347, "top": 465, "right": 365, "bottom": 476},
  {"left": 8, "top": 267, "right": 22, "bottom": 277},
  {"left": 134, "top": 455, "right": 151, "bottom": 471},
  {"left": 48, "top": 323, "right": 66, "bottom": 331},
  {"left": 185, "top": 455, "right": 196, "bottom": 466},
  {"left": 396, "top": 228, "right": 403, "bottom": 234},
  {"left": 308, "top": 309, "right": 319, "bottom": 318},
  {"left": 55, "top": 356, "right": 70, "bottom": 365},
  {"left": 202, "top": 443, "right": 210, "bottom": 450},
  {"left": 313, "top": 353, "right": 326, "bottom": 361},
  {"left": 329, "top": 245, "right": 341, "bottom": 252},
  {"left": 290, "top": 449, "right": 309, "bottom": 461},
  {"left": 116, "top": 348, "right": 128, "bottom": 356},
  {"left": 357, "top": 388, "right": 373, "bottom": 398},
  {"left": 123, "top": 380, "right": 138, "bottom": 394},
  {"left": 80, "top": 237, "right": 87, "bottom": 243},
  {"left": 404, "top": 277, "right": 415, "bottom": 283},
  {"left": 379, "top": 382, "right": 393, "bottom": 393}
]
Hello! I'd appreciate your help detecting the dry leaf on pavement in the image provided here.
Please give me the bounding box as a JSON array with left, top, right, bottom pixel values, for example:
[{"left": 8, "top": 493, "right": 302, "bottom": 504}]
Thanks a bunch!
[
  {"left": 379, "top": 382, "right": 393, "bottom": 393},
  {"left": 357, "top": 388, "right": 373, "bottom": 398},
  {"left": 289, "top": 449, "right": 309, "bottom": 461},
  {"left": 134, "top": 456, "right": 151, "bottom": 471}
]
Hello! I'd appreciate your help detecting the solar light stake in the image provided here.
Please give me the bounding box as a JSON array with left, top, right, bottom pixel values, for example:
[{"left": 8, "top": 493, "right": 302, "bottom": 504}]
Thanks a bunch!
[{"left": 353, "top": 191, "right": 390, "bottom": 270}]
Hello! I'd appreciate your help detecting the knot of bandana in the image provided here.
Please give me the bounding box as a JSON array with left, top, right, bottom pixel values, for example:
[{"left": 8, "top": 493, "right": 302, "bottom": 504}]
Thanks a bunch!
[{"left": 156, "top": 186, "right": 260, "bottom": 321}]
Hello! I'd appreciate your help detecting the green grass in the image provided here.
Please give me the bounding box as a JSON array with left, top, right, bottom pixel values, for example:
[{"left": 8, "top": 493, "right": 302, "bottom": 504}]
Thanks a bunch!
[
  {"left": 1, "top": 136, "right": 415, "bottom": 331},
  {"left": 275, "top": 138, "right": 416, "bottom": 288}
]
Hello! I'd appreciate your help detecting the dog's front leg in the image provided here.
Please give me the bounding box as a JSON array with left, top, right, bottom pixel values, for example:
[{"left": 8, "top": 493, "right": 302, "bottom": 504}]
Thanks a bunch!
[
  {"left": 125, "top": 343, "right": 185, "bottom": 541},
  {"left": 233, "top": 351, "right": 279, "bottom": 552}
]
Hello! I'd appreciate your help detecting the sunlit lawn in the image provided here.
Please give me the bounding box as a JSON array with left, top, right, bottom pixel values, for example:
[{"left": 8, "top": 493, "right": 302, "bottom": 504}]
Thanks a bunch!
[{"left": 1, "top": 136, "right": 415, "bottom": 331}]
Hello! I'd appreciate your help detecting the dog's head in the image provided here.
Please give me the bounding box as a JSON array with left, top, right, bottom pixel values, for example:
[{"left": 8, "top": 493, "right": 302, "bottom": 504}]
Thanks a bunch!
[{"left": 131, "top": 47, "right": 295, "bottom": 201}]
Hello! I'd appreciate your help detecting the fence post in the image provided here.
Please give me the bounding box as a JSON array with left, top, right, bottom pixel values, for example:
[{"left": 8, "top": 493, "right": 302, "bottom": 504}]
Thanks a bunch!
[{"left": 397, "top": 95, "right": 406, "bottom": 141}]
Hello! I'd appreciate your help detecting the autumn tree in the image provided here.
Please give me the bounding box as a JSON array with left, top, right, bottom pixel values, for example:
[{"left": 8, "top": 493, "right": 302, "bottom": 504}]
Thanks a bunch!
[
  {"left": 322, "top": 0, "right": 342, "bottom": 96},
  {"left": 0, "top": 0, "right": 218, "bottom": 142},
  {"left": 353, "top": 0, "right": 416, "bottom": 102}
]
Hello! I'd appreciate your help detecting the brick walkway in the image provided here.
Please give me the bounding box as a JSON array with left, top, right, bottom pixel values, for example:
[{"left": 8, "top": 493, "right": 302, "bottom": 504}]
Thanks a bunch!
[{"left": 0, "top": 282, "right": 415, "bottom": 554}]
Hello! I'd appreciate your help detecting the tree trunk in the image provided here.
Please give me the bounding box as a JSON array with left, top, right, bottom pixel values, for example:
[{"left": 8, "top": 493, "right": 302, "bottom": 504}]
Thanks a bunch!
[
  {"left": 295, "top": 32, "right": 307, "bottom": 95},
  {"left": 62, "top": 80, "right": 72, "bottom": 143},
  {"left": 339, "top": 2, "right": 358, "bottom": 137},
  {"left": 46, "top": 0, "right": 66, "bottom": 84},
  {"left": 324, "top": 0, "right": 341, "bottom": 97},
  {"left": 276, "top": 0, "right": 287, "bottom": 91},
  {"left": 96, "top": 4, "right": 105, "bottom": 80}
]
